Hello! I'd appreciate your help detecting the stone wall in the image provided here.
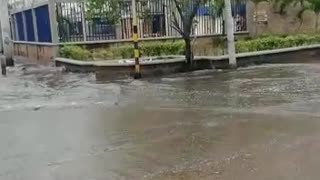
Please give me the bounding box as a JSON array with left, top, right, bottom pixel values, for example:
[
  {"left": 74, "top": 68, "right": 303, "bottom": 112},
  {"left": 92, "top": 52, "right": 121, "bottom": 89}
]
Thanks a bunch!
[{"left": 247, "top": 1, "right": 319, "bottom": 36}]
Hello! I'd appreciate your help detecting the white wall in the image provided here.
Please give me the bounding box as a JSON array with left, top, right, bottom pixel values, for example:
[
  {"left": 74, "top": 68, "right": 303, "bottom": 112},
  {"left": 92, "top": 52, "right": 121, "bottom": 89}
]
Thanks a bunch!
[{"left": 8, "top": 0, "right": 48, "bottom": 11}]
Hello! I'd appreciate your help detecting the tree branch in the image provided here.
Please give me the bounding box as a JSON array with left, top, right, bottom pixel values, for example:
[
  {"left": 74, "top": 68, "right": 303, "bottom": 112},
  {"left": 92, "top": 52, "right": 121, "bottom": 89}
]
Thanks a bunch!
[
  {"left": 171, "top": 11, "right": 185, "bottom": 37},
  {"left": 171, "top": 0, "right": 209, "bottom": 38},
  {"left": 171, "top": 0, "right": 186, "bottom": 37},
  {"left": 172, "top": 0, "right": 184, "bottom": 18}
]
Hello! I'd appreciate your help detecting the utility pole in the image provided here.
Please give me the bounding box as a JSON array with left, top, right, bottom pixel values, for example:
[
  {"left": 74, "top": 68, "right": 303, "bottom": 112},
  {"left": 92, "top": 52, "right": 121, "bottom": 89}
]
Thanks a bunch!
[
  {"left": 224, "top": 0, "right": 237, "bottom": 68},
  {"left": 0, "top": 0, "right": 13, "bottom": 64},
  {"left": 132, "top": 0, "right": 141, "bottom": 79}
]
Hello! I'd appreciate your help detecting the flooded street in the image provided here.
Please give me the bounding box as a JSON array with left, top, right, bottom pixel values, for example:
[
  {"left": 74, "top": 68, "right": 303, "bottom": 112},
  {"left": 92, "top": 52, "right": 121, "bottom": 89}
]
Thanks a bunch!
[{"left": 1, "top": 64, "right": 320, "bottom": 180}]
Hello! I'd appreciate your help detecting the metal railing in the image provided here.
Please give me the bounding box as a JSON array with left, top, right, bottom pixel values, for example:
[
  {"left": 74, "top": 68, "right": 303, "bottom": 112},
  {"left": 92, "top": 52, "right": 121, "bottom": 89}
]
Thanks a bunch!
[
  {"left": 9, "top": 0, "right": 247, "bottom": 44},
  {"left": 55, "top": 0, "right": 247, "bottom": 43}
]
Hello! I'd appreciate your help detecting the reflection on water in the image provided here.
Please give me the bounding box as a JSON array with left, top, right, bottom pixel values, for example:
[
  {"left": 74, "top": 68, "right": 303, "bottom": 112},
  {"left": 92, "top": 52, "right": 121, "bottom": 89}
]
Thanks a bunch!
[{"left": 1, "top": 63, "right": 320, "bottom": 180}]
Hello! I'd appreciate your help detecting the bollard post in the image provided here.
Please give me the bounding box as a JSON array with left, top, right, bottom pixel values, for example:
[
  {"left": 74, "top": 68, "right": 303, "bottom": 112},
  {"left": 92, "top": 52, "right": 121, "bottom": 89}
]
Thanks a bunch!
[
  {"left": 1, "top": 56, "right": 6, "bottom": 76},
  {"left": 132, "top": 0, "right": 141, "bottom": 79}
]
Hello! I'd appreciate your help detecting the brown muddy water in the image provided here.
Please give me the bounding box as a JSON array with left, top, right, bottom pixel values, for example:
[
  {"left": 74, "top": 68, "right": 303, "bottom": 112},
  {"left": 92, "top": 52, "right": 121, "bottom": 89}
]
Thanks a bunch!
[{"left": 1, "top": 63, "right": 320, "bottom": 180}]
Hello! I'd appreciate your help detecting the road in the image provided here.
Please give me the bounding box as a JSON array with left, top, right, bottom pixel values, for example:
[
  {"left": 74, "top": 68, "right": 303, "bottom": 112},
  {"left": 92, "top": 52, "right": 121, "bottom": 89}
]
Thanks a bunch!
[{"left": 1, "top": 63, "right": 320, "bottom": 180}]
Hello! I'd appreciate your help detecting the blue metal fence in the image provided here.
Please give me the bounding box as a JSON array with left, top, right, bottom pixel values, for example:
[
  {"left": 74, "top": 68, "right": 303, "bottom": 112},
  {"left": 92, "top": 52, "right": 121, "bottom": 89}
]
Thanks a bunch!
[
  {"left": 25, "top": 9, "right": 35, "bottom": 41},
  {"left": 15, "top": 12, "right": 25, "bottom": 41},
  {"left": 11, "top": 4, "right": 52, "bottom": 43},
  {"left": 35, "top": 5, "right": 52, "bottom": 42}
]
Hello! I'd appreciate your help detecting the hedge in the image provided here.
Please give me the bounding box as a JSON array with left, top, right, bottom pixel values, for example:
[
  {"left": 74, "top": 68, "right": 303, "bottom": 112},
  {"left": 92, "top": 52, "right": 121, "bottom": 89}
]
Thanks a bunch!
[
  {"left": 60, "top": 45, "right": 91, "bottom": 61},
  {"left": 236, "top": 34, "right": 320, "bottom": 53},
  {"left": 60, "top": 34, "right": 320, "bottom": 61},
  {"left": 60, "top": 41, "right": 185, "bottom": 61}
]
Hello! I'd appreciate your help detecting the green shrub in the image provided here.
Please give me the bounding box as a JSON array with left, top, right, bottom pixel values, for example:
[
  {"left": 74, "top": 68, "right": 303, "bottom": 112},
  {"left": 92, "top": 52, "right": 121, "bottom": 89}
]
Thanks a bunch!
[
  {"left": 83, "top": 41, "right": 183, "bottom": 59},
  {"left": 236, "top": 34, "right": 320, "bottom": 53},
  {"left": 113, "top": 46, "right": 135, "bottom": 59},
  {"left": 141, "top": 42, "right": 162, "bottom": 56},
  {"left": 61, "top": 35, "right": 320, "bottom": 60},
  {"left": 108, "top": 41, "right": 184, "bottom": 59},
  {"left": 60, "top": 46, "right": 91, "bottom": 61},
  {"left": 140, "top": 41, "right": 185, "bottom": 57},
  {"left": 92, "top": 49, "right": 114, "bottom": 60},
  {"left": 162, "top": 41, "right": 185, "bottom": 55},
  {"left": 60, "top": 41, "right": 186, "bottom": 60}
]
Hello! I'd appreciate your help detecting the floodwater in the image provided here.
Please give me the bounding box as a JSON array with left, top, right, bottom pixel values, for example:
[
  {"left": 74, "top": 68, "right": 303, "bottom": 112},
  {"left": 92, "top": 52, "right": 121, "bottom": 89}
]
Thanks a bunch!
[{"left": 1, "top": 63, "right": 320, "bottom": 180}]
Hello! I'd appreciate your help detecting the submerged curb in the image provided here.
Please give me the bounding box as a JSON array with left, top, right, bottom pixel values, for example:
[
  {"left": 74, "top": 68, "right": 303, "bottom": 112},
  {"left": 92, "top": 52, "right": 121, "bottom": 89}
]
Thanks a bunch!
[{"left": 55, "top": 44, "right": 320, "bottom": 79}]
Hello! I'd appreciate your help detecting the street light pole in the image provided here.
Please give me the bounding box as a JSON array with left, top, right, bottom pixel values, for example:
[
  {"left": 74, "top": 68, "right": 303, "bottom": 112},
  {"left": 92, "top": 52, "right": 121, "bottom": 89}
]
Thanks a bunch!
[
  {"left": 132, "top": 0, "right": 141, "bottom": 79},
  {"left": 224, "top": 0, "right": 237, "bottom": 68}
]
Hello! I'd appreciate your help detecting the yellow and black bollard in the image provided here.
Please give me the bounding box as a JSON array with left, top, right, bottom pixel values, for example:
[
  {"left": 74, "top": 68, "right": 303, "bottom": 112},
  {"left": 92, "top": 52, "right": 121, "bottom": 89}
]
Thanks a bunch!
[{"left": 132, "top": 0, "right": 141, "bottom": 79}]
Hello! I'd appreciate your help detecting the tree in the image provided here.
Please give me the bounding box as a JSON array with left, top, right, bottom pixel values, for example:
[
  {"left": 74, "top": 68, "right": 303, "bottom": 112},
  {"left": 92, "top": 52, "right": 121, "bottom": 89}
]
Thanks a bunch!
[
  {"left": 171, "top": 0, "right": 209, "bottom": 68},
  {"left": 273, "top": 0, "right": 320, "bottom": 31},
  {"left": 85, "top": 0, "right": 120, "bottom": 24},
  {"left": 171, "top": 0, "right": 239, "bottom": 67}
]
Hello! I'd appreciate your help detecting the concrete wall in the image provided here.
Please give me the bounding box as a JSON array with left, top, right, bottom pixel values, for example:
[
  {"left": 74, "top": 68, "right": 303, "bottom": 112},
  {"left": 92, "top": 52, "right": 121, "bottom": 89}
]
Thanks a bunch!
[
  {"left": 13, "top": 42, "right": 58, "bottom": 64},
  {"left": 9, "top": 0, "right": 48, "bottom": 10},
  {"left": 248, "top": 1, "right": 319, "bottom": 36},
  {"left": 55, "top": 59, "right": 201, "bottom": 80},
  {"left": 95, "top": 62, "right": 187, "bottom": 80}
]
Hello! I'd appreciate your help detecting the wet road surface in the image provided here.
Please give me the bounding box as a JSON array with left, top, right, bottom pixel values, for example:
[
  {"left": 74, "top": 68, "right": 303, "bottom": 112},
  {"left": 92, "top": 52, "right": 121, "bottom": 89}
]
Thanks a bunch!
[{"left": 1, "top": 64, "right": 320, "bottom": 180}]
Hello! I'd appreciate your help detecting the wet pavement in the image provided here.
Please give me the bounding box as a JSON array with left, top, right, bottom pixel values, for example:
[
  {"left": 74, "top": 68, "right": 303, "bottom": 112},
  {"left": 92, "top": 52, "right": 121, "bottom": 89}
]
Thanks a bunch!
[{"left": 1, "top": 63, "right": 320, "bottom": 180}]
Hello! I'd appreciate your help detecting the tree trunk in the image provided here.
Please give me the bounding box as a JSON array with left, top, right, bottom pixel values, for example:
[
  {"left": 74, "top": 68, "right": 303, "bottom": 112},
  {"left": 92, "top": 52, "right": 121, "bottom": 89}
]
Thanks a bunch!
[
  {"left": 224, "top": 0, "right": 237, "bottom": 67},
  {"left": 184, "top": 38, "right": 193, "bottom": 69},
  {"left": 316, "top": 13, "right": 319, "bottom": 32}
]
